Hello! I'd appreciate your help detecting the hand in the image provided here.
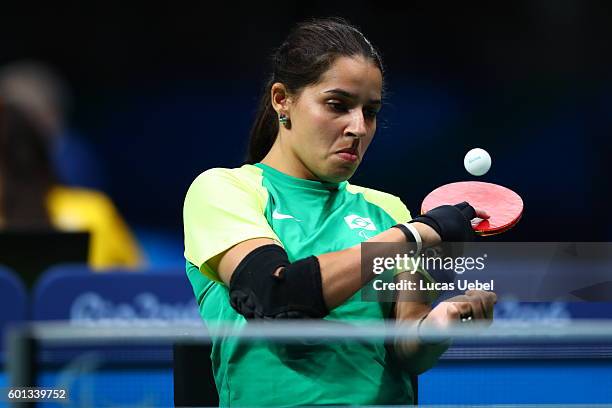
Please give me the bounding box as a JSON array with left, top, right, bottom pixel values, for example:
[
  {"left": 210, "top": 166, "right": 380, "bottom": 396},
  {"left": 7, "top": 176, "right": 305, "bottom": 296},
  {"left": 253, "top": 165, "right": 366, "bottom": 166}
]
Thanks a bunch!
[
  {"left": 411, "top": 202, "right": 490, "bottom": 243},
  {"left": 421, "top": 290, "right": 497, "bottom": 337},
  {"left": 474, "top": 207, "right": 490, "bottom": 220}
]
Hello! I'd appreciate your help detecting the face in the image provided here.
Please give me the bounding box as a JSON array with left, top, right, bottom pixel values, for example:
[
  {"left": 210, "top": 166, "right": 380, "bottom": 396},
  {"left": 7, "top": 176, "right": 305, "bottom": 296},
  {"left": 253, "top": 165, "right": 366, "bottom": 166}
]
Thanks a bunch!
[{"left": 283, "top": 56, "right": 383, "bottom": 183}]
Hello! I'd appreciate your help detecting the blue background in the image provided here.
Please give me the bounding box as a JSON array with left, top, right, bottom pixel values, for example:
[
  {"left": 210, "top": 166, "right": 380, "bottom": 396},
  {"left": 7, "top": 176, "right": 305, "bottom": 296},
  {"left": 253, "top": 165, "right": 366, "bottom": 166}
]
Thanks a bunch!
[{"left": 2, "top": 2, "right": 610, "bottom": 264}]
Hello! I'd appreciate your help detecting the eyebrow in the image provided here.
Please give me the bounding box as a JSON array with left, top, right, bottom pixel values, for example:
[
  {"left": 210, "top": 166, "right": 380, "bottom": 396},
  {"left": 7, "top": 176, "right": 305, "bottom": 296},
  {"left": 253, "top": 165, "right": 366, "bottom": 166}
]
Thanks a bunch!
[{"left": 323, "top": 89, "right": 382, "bottom": 106}]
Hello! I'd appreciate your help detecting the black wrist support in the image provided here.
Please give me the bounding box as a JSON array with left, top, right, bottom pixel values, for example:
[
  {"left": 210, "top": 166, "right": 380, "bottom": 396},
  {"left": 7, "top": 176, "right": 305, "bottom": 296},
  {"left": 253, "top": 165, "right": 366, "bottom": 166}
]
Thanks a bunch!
[{"left": 409, "top": 201, "right": 476, "bottom": 242}]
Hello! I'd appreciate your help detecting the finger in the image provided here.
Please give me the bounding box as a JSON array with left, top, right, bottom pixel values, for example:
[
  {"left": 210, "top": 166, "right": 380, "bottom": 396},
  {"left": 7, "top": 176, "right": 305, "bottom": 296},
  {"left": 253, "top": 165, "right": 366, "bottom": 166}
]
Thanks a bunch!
[
  {"left": 475, "top": 293, "right": 491, "bottom": 321},
  {"left": 467, "top": 290, "right": 498, "bottom": 308},
  {"left": 465, "top": 290, "right": 495, "bottom": 321},
  {"left": 457, "top": 292, "right": 483, "bottom": 320},
  {"left": 469, "top": 297, "right": 485, "bottom": 320},
  {"left": 445, "top": 302, "right": 464, "bottom": 321},
  {"left": 482, "top": 293, "right": 496, "bottom": 321},
  {"left": 443, "top": 294, "right": 475, "bottom": 321},
  {"left": 474, "top": 208, "right": 490, "bottom": 219},
  {"left": 481, "top": 293, "right": 497, "bottom": 323},
  {"left": 454, "top": 302, "right": 474, "bottom": 322},
  {"left": 465, "top": 290, "right": 496, "bottom": 302}
]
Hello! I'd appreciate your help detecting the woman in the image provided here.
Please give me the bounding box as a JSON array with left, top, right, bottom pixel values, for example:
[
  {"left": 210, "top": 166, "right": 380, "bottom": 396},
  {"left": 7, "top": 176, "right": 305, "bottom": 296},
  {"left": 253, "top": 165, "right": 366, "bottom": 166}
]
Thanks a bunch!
[{"left": 183, "top": 17, "right": 495, "bottom": 406}]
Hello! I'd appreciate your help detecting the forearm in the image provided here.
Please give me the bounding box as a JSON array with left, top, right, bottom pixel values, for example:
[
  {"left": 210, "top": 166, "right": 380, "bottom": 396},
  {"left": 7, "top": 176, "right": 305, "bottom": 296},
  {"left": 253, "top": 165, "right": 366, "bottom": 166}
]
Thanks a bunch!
[
  {"left": 391, "top": 272, "right": 450, "bottom": 375},
  {"left": 393, "top": 318, "right": 451, "bottom": 375},
  {"left": 318, "top": 223, "right": 440, "bottom": 311}
]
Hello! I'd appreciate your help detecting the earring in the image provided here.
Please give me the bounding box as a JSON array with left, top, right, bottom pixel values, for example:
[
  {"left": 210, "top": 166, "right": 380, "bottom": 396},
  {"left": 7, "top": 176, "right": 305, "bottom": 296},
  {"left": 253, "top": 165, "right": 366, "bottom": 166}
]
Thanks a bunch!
[{"left": 279, "top": 113, "right": 291, "bottom": 129}]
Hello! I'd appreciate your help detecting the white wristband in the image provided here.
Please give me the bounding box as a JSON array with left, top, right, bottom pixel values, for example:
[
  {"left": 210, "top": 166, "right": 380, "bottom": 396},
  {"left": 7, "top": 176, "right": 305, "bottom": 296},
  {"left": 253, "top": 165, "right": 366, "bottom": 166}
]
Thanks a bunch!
[{"left": 403, "top": 222, "right": 422, "bottom": 255}]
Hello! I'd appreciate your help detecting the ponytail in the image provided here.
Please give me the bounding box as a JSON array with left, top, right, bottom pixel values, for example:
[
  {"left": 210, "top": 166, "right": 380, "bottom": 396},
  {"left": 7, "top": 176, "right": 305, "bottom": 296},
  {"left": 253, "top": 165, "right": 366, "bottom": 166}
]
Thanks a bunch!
[{"left": 246, "top": 78, "right": 279, "bottom": 164}]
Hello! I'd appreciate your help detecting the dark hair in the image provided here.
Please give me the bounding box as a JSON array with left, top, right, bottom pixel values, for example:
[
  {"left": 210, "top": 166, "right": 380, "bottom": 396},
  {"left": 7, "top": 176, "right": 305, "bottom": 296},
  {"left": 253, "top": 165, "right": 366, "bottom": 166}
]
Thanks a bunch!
[
  {"left": 246, "top": 17, "right": 384, "bottom": 163},
  {"left": 0, "top": 100, "right": 55, "bottom": 229}
]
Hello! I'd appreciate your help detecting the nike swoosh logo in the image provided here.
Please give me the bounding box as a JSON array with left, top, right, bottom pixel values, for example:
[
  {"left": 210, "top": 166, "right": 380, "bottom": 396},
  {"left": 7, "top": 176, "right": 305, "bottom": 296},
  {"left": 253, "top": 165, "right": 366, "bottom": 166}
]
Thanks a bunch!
[{"left": 272, "top": 209, "right": 301, "bottom": 221}]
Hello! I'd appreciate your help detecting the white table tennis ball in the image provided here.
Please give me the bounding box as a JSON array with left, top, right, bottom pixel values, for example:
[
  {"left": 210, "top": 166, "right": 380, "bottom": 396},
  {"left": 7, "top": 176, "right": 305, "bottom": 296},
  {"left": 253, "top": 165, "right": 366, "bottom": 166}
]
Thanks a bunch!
[{"left": 464, "top": 148, "right": 491, "bottom": 176}]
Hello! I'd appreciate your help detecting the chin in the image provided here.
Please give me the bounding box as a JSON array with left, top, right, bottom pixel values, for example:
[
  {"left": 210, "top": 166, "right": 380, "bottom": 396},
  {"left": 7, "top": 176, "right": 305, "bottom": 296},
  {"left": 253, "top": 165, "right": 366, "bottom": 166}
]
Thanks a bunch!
[{"left": 322, "top": 164, "right": 358, "bottom": 183}]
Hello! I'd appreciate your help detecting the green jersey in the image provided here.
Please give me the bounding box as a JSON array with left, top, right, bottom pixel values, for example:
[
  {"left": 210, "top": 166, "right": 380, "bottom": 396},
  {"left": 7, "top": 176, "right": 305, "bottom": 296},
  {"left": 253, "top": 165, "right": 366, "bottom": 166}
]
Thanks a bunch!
[{"left": 183, "top": 163, "right": 415, "bottom": 406}]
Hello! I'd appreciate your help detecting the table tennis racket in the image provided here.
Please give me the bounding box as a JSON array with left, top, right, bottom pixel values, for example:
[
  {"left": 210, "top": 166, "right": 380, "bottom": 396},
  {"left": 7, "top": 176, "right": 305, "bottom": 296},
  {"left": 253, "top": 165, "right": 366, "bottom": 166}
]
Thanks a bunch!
[{"left": 421, "top": 181, "right": 523, "bottom": 236}]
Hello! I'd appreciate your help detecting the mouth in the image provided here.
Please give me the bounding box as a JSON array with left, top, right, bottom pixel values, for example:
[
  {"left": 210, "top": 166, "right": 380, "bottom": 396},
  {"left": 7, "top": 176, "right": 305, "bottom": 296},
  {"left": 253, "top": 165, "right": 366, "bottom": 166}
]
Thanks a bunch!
[{"left": 335, "top": 147, "right": 359, "bottom": 163}]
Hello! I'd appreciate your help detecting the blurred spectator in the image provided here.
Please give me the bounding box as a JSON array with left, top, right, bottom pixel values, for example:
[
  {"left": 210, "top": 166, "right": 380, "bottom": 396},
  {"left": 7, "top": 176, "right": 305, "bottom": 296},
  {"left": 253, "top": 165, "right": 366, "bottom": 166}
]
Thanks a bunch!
[
  {"left": 0, "top": 60, "right": 107, "bottom": 190},
  {"left": 0, "top": 97, "right": 143, "bottom": 269}
]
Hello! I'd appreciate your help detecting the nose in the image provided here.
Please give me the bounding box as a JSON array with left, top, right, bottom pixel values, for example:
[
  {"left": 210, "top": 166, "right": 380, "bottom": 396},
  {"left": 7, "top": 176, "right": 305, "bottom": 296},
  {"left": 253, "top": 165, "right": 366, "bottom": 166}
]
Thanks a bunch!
[{"left": 344, "top": 109, "right": 367, "bottom": 139}]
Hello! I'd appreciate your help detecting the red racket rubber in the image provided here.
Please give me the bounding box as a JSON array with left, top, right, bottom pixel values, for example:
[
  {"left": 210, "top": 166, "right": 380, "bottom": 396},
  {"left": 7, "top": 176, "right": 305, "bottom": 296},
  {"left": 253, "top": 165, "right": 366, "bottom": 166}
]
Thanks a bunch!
[{"left": 421, "top": 181, "right": 523, "bottom": 236}]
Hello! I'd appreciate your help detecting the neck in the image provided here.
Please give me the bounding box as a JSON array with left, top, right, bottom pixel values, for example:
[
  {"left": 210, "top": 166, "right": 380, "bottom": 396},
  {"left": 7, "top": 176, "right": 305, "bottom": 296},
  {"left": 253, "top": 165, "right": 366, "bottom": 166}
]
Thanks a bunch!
[{"left": 260, "top": 133, "right": 319, "bottom": 181}]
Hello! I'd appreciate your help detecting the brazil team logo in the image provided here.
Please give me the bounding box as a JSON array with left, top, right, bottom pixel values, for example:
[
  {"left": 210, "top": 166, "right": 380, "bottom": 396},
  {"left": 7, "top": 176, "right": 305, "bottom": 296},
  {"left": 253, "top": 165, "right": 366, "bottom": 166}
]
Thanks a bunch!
[{"left": 344, "top": 215, "right": 377, "bottom": 231}]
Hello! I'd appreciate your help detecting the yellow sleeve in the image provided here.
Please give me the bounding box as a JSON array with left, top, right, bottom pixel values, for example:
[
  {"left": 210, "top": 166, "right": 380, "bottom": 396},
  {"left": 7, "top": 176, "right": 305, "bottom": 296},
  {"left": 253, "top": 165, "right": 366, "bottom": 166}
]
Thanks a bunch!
[
  {"left": 345, "top": 184, "right": 412, "bottom": 224},
  {"left": 47, "top": 186, "right": 143, "bottom": 270},
  {"left": 183, "top": 168, "right": 280, "bottom": 282},
  {"left": 386, "top": 196, "right": 412, "bottom": 224},
  {"left": 89, "top": 197, "right": 143, "bottom": 269}
]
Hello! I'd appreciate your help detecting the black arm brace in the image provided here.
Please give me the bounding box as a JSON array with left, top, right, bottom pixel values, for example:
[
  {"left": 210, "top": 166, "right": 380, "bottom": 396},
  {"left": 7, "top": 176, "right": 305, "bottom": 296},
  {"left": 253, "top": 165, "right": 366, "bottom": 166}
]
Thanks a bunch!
[
  {"left": 410, "top": 201, "right": 476, "bottom": 242},
  {"left": 229, "top": 244, "right": 329, "bottom": 319}
]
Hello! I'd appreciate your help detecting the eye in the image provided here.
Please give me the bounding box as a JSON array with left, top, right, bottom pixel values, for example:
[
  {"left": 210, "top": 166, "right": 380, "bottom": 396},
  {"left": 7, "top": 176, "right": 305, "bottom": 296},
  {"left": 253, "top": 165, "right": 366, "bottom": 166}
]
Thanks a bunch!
[
  {"left": 364, "top": 108, "right": 379, "bottom": 119},
  {"left": 327, "top": 101, "right": 379, "bottom": 120},
  {"left": 327, "top": 102, "right": 348, "bottom": 112}
]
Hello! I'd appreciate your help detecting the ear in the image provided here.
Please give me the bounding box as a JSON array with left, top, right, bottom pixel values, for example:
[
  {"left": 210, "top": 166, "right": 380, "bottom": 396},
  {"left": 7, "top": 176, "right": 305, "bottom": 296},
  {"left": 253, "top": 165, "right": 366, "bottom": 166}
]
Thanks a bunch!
[{"left": 271, "top": 82, "right": 292, "bottom": 115}]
